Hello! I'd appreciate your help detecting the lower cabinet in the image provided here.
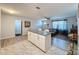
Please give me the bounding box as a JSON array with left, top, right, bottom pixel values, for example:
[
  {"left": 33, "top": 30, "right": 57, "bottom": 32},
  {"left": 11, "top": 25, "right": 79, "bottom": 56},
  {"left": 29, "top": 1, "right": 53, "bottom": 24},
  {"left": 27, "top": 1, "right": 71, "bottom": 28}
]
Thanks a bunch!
[
  {"left": 28, "top": 31, "right": 51, "bottom": 52},
  {"left": 38, "top": 35, "right": 46, "bottom": 51}
]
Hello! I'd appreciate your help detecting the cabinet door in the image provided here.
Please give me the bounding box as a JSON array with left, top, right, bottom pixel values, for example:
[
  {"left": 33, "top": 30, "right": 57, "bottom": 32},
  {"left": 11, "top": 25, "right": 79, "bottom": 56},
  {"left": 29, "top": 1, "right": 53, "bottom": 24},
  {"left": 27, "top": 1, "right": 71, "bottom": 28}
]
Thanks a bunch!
[
  {"left": 28, "top": 32, "right": 34, "bottom": 43},
  {"left": 28, "top": 31, "right": 31, "bottom": 40},
  {"left": 38, "top": 35, "right": 45, "bottom": 51},
  {"left": 45, "top": 35, "right": 51, "bottom": 51},
  {"left": 31, "top": 32, "right": 38, "bottom": 45},
  {"left": 30, "top": 32, "right": 34, "bottom": 43}
]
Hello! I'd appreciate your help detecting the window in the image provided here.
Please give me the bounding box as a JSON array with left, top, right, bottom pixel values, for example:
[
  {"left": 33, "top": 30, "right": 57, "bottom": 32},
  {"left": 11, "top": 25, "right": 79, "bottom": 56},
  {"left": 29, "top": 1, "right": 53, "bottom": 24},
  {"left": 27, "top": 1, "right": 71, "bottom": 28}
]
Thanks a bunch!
[{"left": 52, "top": 21, "right": 67, "bottom": 30}]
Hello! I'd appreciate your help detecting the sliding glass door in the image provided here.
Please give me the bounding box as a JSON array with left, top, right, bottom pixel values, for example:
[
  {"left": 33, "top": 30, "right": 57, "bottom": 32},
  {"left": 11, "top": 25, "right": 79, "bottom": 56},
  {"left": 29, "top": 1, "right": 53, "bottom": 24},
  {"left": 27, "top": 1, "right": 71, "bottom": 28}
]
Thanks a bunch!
[{"left": 52, "top": 20, "right": 67, "bottom": 30}]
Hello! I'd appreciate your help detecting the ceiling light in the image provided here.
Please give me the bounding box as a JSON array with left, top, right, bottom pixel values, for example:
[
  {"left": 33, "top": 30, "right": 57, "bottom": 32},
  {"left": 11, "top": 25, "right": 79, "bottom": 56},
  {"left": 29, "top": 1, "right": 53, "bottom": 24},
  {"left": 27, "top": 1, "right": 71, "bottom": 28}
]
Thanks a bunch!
[{"left": 36, "top": 7, "right": 40, "bottom": 9}]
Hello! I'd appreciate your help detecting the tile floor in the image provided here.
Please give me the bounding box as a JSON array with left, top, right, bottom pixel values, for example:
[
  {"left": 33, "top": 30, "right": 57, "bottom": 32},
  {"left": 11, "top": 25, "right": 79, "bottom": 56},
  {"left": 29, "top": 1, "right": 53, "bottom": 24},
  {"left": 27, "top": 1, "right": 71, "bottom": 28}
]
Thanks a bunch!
[
  {"left": 0, "top": 35, "right": 69, "bottom": 55},
  {"left": 52, "top": 35, "right": 70, "bottom": 51},
  {"left": 52, "top": 35, "right": 77, "bottom": 55}
]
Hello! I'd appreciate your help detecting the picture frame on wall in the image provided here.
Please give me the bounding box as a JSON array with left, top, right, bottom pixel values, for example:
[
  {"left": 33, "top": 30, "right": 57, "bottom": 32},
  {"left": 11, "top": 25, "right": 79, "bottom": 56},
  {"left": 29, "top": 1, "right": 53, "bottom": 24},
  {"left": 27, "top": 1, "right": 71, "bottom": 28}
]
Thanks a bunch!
[{"left": 24, "top": 21, "right": 31, "bottom": 27}]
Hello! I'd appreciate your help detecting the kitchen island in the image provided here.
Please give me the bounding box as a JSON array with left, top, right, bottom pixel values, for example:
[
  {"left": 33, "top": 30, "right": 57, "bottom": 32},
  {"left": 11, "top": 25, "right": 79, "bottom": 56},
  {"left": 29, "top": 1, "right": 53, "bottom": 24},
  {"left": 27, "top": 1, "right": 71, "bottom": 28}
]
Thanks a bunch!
[{"left": 28, "top": 30, "right": 51, "bottom": 52}]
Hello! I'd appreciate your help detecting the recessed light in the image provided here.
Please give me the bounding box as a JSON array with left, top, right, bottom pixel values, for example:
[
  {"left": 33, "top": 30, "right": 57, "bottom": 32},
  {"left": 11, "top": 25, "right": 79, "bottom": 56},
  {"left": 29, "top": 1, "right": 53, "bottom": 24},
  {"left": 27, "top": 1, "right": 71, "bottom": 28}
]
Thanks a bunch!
[{"left": 36, "top": 7, "right": 40, "bottom": 9}]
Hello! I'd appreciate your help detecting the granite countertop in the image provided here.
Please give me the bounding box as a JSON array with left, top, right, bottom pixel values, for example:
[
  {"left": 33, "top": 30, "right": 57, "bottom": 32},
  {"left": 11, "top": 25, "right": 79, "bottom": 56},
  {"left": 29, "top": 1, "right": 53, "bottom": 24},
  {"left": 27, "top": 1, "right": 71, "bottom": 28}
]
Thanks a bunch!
[{"left": 29, "top": 30, "right": 51, "bottom": 36}]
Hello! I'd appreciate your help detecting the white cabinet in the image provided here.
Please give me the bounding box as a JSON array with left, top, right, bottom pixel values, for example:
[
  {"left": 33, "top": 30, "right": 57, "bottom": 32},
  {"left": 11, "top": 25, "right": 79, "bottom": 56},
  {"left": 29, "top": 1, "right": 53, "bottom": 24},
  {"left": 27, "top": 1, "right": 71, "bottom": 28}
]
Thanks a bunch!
[
  {"left": 28, "top": 31, "right": 51, "bottom": 52},
  {"left": 38, "top": 35, "right": 45, "bottom": 51},
  {"left": 28, "top": 31, "right": 31, "bottom": 40}
]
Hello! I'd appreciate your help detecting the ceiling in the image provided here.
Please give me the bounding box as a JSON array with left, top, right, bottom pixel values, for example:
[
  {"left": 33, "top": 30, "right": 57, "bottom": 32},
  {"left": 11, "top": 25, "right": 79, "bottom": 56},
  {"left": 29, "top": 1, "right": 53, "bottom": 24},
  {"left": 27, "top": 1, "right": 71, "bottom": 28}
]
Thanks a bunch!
[{"left": 0, "top": 3, "right": 77, "bottom": 20}]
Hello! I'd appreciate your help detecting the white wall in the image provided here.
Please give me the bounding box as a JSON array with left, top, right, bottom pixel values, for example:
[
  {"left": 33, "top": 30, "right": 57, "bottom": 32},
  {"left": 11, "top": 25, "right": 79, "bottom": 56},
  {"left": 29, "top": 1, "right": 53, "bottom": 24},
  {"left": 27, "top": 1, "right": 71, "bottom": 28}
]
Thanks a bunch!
[
  {"left": 14, "top": 16, "right": 31, "bottom": 35},
  {"left": 30, "top": 19, "right": 52, "bottom": 31},
  {"left": 0, "top": 9, "right": 1, "bottom": 48},
  {"left": 31, "top": 20, "right": 38, "bottom": 30},
  {"left": 1, "top": 14, "right": 15, "bottom": 39},
  {"left": 22, "top": 19, "right": 31, "bottom": 35},
  {"left": 0, "top": 9, "right": 1, "bottom": 39},
  {"left": 1, "top": 13, "right": 31, "bottom": 39}
]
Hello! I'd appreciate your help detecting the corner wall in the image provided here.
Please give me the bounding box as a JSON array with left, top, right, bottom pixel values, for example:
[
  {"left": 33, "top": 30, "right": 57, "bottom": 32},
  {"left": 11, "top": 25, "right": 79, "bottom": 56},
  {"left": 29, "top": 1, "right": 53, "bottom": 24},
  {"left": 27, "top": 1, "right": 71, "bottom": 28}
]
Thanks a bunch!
[
  {"left": 77, "top": 5, "right": 79, "bottom": 55},
  {"left": 0, "top": 9, "right": 1, "bottom": 39},
  {"left": 0, "top": 8, "right": 1, "bottom": 48}
]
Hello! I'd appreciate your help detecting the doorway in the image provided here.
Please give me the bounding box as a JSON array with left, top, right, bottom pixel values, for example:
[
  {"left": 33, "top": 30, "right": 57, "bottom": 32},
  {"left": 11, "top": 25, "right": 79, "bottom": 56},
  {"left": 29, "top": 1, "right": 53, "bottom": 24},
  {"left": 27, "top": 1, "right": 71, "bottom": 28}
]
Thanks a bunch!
[{"left": 15, "top": 20, "right": 22, "bottom": 36}]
